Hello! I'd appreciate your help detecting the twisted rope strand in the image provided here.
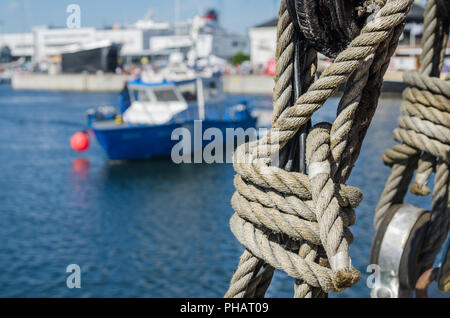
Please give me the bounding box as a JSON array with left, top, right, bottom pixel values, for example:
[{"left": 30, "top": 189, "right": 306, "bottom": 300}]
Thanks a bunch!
[
  {"left": 226, "top": 0, "right": 413, "bottom": 298},
  {"left": 374, "top": 0, "right": 450, "bottom": 273}
]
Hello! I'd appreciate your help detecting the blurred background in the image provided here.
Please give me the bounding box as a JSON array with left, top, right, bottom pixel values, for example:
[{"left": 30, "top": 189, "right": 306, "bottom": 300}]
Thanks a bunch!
[{"left": 0, "top": 0, "right": 448, "bottom": 298}]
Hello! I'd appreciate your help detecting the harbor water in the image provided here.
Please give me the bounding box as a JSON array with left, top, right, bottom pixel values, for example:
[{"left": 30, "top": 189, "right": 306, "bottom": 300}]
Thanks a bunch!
[{"left": 0, "top": 85, "right": 442, "bottom": 298}]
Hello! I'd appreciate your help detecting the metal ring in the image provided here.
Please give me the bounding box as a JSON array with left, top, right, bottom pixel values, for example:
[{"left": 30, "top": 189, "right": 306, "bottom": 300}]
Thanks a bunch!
[{"left": 370, "top": 204, "right": 430, "bottom": 298}]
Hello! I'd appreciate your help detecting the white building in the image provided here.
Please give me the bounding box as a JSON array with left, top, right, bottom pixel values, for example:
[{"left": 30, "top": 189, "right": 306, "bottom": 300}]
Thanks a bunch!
[
  {"left": 150, "top": 33, "right": 248, "bottom": 60},
  {"left": 0, "top": 26, "right": 150, "bottom": 62},
  {"left": 0, "top": 33, "right": 34, "bottom": 58},
  {"left": 32, "top": 27, "right": 97, "bottom": 61},
  {"left": 149, "top": 15, "right": 249, "bottom": 60},
  {"left": 248, "top": 18, "right": 277, "bottom": 68},
  {"left": 95, "top": 28, "right": 144, "bottom": 56},
  {"left": 209, "top": 30, "right": 249, "bottom": 59},
  {"left": 0, "top": 11, "right": 249, "bottom": 63}
]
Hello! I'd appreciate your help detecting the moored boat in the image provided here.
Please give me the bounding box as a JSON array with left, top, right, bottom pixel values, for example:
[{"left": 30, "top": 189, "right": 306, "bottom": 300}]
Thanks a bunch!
[{"left": 83, "top": 69, "right": 257, "bottom": 160}]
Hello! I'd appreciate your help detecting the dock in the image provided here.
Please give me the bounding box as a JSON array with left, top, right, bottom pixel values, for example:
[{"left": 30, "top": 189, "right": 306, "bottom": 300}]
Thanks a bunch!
[
  {"left": 11, "top": 73, "right": 129, "bottom": 92},
  {"left": 11, "top": 73, "right": 408, "bottom": 94}
]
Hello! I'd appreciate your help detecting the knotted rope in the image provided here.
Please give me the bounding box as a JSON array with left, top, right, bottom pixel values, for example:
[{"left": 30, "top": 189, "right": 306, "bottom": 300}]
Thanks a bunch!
[
  {"left": 375, "top": 0, "right": 450, "bottom": 277},
  {"left": 225, "top": 0, "right": 414, "bottom": 298}
]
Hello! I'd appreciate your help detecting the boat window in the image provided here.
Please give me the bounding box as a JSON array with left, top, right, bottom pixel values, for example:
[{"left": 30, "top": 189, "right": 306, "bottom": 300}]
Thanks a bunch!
[
  {"left": 138, "top": 89, "right": 152, "bottom": 102},
  {"left": 130, "top": 89, "right": 138, "bottom": 103},
  {"left": 204, "top": 80, "right": 221, "bottom": 100},
  {"left": 153, "top": 88, "right": 180, "bottom": 102},
  {"left": 208, "top": 81, "right": 218, "bottom": 94},
  {"left": 177, "top": 82, "right": 197, "bottom": 102}
]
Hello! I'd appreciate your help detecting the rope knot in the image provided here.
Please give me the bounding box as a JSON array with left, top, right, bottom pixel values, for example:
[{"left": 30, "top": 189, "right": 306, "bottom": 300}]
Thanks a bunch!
[{"left": 226, "top": 0, "right": 415, "bottom": 298}]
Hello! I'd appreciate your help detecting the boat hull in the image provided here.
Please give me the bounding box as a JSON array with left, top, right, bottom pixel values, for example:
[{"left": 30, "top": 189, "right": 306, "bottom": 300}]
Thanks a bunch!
[{"left": 90, "top": 118, "right": 257, "bottom": 160}]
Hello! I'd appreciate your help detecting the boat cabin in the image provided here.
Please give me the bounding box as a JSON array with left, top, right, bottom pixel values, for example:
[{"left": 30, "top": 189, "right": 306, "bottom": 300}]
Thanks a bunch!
[{"left": 122, "top": 76, "right": 226, "bottom": 126}]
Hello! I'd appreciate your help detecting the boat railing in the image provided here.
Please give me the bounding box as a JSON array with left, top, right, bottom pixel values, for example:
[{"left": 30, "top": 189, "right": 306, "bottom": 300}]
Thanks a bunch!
[
  {"left": 171, "top": 100, "right": 251, "bottom": 124},
  {"left": 171, "top": 103, "right": 223, "bottom": 123}
]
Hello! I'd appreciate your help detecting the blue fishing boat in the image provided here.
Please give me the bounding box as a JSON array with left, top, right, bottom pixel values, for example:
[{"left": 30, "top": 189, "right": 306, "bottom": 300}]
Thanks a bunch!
[{"left": 84, "top": 70, "right": 257, "bottom": 160}]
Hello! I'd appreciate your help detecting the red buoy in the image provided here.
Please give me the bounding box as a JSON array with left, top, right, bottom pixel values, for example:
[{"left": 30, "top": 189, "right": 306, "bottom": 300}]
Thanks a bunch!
[{"left": 71, "top": 132, "right": 90, "bottom": 152}]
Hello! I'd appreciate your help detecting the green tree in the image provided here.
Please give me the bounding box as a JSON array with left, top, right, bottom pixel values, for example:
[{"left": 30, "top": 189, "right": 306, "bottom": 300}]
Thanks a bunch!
[{"left": 231, "top": 52, "right": 250, "bottom": 66}]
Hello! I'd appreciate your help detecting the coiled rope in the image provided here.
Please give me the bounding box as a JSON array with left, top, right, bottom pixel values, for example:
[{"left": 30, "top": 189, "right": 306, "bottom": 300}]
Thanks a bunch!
[
  {"left": 225, "top": 0, "right": 414, "bottom": 298},
  {"left": 374, "top": 0, "right": 450, "bottom": 287}
]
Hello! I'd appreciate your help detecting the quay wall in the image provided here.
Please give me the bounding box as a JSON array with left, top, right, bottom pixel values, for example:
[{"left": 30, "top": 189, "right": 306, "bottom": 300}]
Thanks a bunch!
[
  {"left": 12, "top": 73, "right": 275, "bottom": 94},
  {"left": 12, "top": 73, "right": 129, "bottom": 92},
  {"left": 222, "top": 75, "right": 274, "bottom": 95},
  {"left": 11, "top": 73, "right": 405, "bottom": 94}
]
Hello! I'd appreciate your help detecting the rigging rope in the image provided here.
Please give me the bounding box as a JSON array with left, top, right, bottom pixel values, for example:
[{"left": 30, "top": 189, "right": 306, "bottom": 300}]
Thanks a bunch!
[
  {"left": 439, "top": 242, "right": 450, "bottom": 293},
  {"left": 374, "top": 0, "right": 450, "bottom": 278},
  {"left": 225, "top": 0, "right": 414, "bottom": 298}
]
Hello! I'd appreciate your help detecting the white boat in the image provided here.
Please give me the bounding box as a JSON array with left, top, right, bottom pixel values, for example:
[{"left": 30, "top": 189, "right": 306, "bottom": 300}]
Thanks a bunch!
[{"left": 83, "top": 65, "right": 257, "bottom": 160}]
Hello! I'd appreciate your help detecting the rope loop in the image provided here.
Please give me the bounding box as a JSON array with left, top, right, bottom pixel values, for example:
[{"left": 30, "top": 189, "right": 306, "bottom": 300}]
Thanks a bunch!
[{"left": 225, "top": 0, "right": 414, "bottom": 298}]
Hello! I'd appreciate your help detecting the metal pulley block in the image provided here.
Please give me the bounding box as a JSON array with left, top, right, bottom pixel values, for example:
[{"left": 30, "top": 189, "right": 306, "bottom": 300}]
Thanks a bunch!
[
  {"left": 286, "top": 0, "right": 377, "bottom": 57},
  {"left": 435, "top": 0, "right": 450, "bottom": 20},
  {"left": 370, "top": 204, "right": 430, "bottom": 298}
]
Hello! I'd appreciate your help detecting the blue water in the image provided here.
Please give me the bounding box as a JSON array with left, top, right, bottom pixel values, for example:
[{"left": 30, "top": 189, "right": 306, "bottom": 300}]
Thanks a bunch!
[{"left": 0, "top": 85, "right": 443, "bottom": 298}]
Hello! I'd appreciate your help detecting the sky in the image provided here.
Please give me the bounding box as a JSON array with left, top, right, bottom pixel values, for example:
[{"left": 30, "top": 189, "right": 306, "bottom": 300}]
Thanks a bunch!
[{"left": 0, "top": 0, "right": 281, "bottom": 34}]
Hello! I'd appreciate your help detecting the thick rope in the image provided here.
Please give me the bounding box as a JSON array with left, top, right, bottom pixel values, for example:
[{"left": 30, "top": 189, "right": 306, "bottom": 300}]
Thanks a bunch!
[
  {"left": 334, "top": 23, "right": 405, "bottom": 183},
  {"left": 306, "top": 123, "right": 360, "bottom": 286},
  {"left": 374, "top": 0, "right": 450, "bottom": 275},
  {"left": 420, "top": 0, "right": 449, "bottom": 76},
  {"left": 245, "top": 1, "right": 414, "bottom": 159},
  {"left": 225, "top": 1, "right": 294, "bottom": 298},
  {"left": 225, "top": 0, "right": 413, "bottom": 298},
  {"left": 438, "top": 242, "right": 450, "bottom": 293}
]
